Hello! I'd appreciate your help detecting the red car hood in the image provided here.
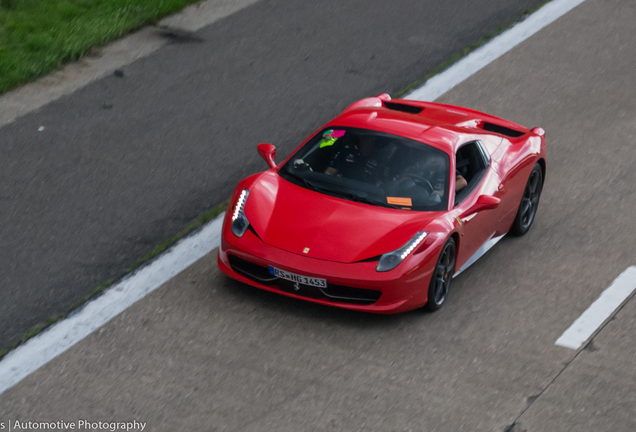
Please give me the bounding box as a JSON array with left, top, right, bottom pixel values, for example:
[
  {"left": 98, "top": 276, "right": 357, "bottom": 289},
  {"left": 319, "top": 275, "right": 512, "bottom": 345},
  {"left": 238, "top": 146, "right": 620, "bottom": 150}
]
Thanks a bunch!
[{"left": 244, "top": 171, "right": 439, "bottom": 263}]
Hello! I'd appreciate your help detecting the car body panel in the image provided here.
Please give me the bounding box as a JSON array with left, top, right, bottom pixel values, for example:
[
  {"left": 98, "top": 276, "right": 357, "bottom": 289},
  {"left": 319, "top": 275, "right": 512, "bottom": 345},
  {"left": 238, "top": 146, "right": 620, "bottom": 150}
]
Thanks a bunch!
[
  {"left": 452, "top": 166, "right": 503, "bottom": 267},
  {"left": 247, "top": 171, "right": 440, "bottom": 263}
]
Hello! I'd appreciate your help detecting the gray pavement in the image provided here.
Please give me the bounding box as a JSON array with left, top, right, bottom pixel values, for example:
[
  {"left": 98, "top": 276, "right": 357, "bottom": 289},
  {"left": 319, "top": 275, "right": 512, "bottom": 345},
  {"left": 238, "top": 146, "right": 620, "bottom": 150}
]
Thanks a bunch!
[
  {"left": 0, "top": 256, "right": 566, "bottom": 431},
  {"left": 1, "top": 0, "right": 636, "bottom": 430},
  {"left": 519, "top": 296, "right": 636, "bottom": 432},
  {"left": 0, "top": 0, "right": 547, "bottom": 351}
]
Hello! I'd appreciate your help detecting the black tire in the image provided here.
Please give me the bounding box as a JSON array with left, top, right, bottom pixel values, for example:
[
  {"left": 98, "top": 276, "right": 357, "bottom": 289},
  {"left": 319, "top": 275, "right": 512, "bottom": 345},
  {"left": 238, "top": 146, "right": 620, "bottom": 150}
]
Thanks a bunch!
[
  {"left": 425, "top": 238, "right": 456, "bottom": 312},
  {"left": 510, "top": 163, "right": 543, "bottom": 236}
]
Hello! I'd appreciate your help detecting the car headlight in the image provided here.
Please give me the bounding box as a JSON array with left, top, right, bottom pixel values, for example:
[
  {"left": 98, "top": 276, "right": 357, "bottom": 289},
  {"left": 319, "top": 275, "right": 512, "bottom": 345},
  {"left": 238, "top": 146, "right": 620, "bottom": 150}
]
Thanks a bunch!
[
  {"left": 231, "top": 189, "right": 250, "bottom": 237},
  {"left": 376, "top": 231, "right": 428, "bottom": 272}
]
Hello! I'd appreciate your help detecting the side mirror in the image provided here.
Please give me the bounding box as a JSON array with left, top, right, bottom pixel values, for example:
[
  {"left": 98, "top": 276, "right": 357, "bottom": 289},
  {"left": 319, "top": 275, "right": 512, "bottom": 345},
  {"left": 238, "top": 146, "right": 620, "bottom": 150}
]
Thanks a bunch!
[
  {"left": 257, "top": 143, "right": 277, "bottom": 169},
  {"left": 460, "top": 195, "right": 500, "bottom": 219}
]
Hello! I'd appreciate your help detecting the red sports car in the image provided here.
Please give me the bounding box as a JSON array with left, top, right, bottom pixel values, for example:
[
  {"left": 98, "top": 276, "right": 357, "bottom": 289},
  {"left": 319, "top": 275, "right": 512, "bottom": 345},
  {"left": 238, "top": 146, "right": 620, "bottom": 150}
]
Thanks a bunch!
[{"left": 218, "top": 94, "right": 546, "bottom": 313}]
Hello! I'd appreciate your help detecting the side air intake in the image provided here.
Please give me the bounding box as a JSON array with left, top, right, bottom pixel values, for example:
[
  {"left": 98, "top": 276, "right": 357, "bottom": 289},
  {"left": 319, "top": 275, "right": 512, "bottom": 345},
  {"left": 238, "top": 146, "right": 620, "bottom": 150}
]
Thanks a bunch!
[
  {"left": 383, "top": 101, "right": 424, "bottom": 115},
  {"left": 483, "top": 122, "right": 525, "bottom": 138}
]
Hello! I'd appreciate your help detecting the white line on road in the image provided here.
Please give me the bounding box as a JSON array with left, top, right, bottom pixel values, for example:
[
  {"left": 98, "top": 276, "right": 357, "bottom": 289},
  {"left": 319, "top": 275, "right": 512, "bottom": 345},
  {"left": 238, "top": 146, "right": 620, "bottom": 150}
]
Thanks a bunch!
[
  {"left": 555, "top": 266, "right": 636, "bottom": 350},
  {"left": 0, "top": 0, "right": 589, "bottom": 397},
  {"left": 406, "top": 0, "right": 588, "bottom": 101},
  {"left": 0, "top": 214, "right": 225, "bottom": 396}
]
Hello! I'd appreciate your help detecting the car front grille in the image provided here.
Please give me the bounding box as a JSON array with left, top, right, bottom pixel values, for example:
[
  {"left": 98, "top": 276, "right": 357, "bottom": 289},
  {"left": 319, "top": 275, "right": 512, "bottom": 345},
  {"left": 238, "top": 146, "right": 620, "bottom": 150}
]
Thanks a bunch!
[{"left": 228, "top": 254, "right": 381, "bottom": 305}]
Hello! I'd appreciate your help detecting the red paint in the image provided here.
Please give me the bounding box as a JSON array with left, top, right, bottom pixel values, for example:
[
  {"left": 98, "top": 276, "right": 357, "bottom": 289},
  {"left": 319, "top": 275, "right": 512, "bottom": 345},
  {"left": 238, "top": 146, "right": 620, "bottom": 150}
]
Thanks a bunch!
[{"left": 257, "top": 143, "right": 277, "bottom": 169}]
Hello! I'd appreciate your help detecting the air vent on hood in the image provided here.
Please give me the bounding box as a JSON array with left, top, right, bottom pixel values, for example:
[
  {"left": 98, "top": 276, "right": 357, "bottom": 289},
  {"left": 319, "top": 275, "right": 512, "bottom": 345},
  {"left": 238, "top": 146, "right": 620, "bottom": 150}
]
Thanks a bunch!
[
  {"left": 483, "top": 122, "right": 525, "bottom": 137},
  {"left": 383, "top": 101, "right": 424, "bottom": 115}
]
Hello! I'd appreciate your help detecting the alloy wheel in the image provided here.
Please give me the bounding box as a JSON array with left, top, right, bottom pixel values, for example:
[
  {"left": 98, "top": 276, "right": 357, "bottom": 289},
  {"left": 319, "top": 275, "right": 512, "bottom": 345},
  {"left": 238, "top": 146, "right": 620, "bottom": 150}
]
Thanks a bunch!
[
  {"left": 432, "top": 241, "right": 456, "bottom": 306},
  {"left": 520, "top": 170, "right": 541, "bottom": 230}
]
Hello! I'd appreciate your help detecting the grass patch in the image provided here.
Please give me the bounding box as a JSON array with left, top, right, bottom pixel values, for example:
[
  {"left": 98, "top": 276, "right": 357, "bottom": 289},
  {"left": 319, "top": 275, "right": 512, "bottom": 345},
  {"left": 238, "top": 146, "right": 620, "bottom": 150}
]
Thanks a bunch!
[
  {"left": 393, "top": 1, "right": 550, "bottom": 98},
  {"left": 0, "top": 0, "right": 203, "bottom": 94},
  {"left": 0, "top": 201, "right": 228, "bottom": 361}
]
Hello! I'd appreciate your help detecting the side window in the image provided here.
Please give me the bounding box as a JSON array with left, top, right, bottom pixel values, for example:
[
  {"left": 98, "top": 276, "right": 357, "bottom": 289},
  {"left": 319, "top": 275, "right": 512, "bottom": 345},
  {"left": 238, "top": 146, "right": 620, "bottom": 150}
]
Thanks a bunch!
[{"left": 454, "top": 141, "right": 490, "bottom": 206}]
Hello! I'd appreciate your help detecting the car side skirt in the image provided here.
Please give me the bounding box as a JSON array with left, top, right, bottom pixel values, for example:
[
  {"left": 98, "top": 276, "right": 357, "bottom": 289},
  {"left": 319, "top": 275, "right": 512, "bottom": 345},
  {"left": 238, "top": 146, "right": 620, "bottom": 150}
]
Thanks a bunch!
[{"left": 453, "top": 232, "right": 507, "bottom": 278}]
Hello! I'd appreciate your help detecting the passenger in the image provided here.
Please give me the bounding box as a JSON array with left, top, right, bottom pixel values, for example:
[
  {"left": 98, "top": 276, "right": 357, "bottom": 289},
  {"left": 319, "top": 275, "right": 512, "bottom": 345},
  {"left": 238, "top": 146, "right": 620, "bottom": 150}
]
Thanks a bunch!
[
  {"left": 420, "top": 154, "right": 467, "bottom": 194},
  {"left": 455, "top": 171, "right": 467, "bottom": 192}
]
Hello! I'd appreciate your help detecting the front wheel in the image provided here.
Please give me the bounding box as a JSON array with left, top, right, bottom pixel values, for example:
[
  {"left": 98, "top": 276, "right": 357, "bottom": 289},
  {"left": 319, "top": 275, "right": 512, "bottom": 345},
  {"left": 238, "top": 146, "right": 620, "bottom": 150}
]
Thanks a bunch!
[
  {"left": 510, "top": 163, "right": 543, "bottom": 236},
  {"left": 425, "top": 238, "right": 456, "bottom": 312}
]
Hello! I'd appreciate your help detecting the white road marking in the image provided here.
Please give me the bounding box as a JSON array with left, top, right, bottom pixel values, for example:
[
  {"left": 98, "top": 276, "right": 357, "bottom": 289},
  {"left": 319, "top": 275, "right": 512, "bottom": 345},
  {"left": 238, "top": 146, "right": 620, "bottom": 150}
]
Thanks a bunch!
[
  {"left": 555, "top": 266, "right": 636, "bottom": 350},
  {"left": 0, "top": 214, "right": 225, "bottom": 396},
  {"left": 406, "top": 0, "right": 588, "bottom": 101},
  {"left": 0, "top": 0, "right": 589, "bottom": 396}
]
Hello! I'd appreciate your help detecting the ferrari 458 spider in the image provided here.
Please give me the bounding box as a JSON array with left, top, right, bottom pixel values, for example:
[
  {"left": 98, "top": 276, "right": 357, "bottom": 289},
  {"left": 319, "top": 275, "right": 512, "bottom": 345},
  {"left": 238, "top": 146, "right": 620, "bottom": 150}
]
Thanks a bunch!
[{"left": 218, "top": 94, "right": 546, "bottom": 313}]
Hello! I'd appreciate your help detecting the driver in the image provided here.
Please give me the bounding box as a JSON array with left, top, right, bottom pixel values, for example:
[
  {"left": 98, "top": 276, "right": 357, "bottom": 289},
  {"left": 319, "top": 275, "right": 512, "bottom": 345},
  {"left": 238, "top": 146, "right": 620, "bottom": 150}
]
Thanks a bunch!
[{"left": 324, "top": 133, "right": 380, "bottom": 182}]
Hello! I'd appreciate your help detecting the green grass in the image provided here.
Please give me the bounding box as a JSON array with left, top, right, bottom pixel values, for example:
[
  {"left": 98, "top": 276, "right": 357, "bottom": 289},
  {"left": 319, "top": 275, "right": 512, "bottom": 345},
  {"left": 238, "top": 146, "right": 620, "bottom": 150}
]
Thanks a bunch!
[{"left": 0, "top": 0, "right": 202, "bottom": 94}]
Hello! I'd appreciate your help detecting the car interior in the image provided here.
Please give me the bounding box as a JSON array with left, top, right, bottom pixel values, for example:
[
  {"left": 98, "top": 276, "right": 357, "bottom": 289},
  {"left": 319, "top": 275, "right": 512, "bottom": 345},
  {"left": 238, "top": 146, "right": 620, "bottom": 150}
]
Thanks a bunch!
[{"left": 281, "top": 127, "right": 451, "bottom": 211}]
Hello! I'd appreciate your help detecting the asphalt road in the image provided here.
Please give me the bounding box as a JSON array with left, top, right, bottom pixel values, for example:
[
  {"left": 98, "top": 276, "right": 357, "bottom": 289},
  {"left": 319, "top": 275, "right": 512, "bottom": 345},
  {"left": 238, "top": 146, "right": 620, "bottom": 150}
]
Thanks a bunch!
[
  {"left": 0, "top": 0, "right": 547, "bottom": 351},
  {"left": 1, "top": 0, "right": 635, "bottom": 430}
]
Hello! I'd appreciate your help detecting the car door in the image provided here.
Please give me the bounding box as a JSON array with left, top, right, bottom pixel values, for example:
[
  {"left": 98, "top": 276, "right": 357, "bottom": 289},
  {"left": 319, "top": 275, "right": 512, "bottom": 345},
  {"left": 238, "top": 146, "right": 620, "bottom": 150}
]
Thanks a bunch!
[{"left": 451, "top": 141, "right": 507, "bottom": 272}]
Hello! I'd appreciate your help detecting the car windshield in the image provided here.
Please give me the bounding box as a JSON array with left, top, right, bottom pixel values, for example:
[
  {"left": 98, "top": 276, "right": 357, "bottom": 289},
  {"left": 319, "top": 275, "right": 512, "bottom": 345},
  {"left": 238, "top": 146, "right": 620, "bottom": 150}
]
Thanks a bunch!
[{"left": 278, "top": 127, "right": 449, "bottom": 211}]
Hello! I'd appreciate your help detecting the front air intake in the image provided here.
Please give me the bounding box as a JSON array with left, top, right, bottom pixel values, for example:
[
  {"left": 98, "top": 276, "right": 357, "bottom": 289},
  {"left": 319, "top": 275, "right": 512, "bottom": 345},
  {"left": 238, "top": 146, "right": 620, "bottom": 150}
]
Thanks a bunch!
[
  {"left": 228, "top": 255, "right": 381, "bottom": 305},
  {"left": 229, "top": 255, "right": 277, "bottom": 282}
]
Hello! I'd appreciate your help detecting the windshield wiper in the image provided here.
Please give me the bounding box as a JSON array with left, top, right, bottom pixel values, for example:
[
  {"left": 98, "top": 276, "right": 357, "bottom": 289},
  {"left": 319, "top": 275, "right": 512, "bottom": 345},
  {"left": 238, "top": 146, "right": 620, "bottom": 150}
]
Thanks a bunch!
[
  {"left": 319, "top": 188, "right": 402, "bottom": 209},
  {"left": 282, "top": 170, "right": 323, "bottom": 192},
  {"left": 340, "top": 193, "right": 402, "bottom": 209},
  {"left": 281, "top": 170, "right": 402, "bottom": 209}
]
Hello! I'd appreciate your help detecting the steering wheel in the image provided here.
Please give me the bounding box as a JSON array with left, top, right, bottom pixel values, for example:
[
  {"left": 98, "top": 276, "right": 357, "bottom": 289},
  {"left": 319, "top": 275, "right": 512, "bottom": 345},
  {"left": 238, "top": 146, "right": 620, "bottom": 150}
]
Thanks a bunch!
[
  {"left": 402, "top": 174, "right": 434, "bottom": 194},
  {"left": 293, "top": 159, "right": 313, "bottom": 172}
]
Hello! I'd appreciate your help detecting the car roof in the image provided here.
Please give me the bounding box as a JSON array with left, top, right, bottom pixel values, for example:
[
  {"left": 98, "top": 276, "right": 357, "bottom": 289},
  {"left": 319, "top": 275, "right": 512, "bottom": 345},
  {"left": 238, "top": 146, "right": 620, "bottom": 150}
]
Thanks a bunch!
[{"left": 327, "top": 95, "right": 532, "bottom": 153}]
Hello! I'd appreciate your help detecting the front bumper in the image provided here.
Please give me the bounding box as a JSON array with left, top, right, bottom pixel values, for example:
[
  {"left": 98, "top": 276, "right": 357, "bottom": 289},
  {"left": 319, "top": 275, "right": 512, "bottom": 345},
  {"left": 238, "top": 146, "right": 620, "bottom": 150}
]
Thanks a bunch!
[{"left": 217, "top": 222, "right": 441, "bottom": 314}]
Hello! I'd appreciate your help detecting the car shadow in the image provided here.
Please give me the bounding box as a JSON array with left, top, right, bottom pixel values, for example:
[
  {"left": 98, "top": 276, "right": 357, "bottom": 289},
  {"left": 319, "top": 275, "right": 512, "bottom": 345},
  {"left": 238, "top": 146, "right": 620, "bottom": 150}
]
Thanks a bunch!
[{"left": 218, "top": 273, "right": 428, "bottom": 329}]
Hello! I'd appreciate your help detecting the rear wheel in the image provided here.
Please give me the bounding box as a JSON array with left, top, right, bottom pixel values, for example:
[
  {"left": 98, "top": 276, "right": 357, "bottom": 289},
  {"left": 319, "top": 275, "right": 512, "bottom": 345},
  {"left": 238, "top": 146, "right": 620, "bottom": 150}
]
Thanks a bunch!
[
  {"left": 510, "top": 163, "right": 543, "bottom": 236},
  {"left": 425, "top": 238, "right": 456, "bottom": 312}
]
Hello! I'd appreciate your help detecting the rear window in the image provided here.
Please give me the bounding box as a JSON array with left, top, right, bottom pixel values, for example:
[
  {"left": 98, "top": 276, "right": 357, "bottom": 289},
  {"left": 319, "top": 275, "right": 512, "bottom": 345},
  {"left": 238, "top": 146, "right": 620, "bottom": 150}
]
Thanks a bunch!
[{"left": 278, "top": 127, "right": 449, "bottom": 211}]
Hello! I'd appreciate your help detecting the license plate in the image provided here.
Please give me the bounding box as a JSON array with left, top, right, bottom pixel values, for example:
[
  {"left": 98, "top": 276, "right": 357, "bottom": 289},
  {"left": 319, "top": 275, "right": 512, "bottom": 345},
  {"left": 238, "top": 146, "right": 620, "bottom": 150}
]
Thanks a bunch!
[{"left": 268, "top": 266, "right": 327, "bottom": 288}]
